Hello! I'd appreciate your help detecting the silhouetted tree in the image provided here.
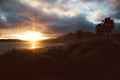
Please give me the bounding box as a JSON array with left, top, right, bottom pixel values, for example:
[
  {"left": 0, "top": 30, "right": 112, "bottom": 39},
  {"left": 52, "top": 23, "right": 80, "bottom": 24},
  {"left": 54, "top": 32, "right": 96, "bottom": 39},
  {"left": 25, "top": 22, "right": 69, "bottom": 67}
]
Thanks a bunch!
[
  {"left": 96, "top": 17, "right": 115, "bottom": 35},
  {"left": 103, "top": 17, "right": 115, "bottom": 35},
  {"left": 96, "top": 23, "right": 104, "bottom": 35}
]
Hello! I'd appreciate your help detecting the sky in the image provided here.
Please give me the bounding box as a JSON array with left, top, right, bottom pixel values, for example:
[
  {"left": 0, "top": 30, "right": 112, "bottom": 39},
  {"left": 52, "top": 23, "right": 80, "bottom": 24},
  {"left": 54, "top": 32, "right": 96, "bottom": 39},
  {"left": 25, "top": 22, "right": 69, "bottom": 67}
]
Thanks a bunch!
[{"left": 0, "top": 0, "right": 120, "bottom": 39}]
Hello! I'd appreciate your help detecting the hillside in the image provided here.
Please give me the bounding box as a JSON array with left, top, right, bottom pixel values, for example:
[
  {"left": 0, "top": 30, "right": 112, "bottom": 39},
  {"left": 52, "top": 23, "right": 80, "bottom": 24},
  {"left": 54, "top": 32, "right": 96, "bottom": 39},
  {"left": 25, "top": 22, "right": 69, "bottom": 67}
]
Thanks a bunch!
[
  {"left": 41, "top": 31, "right": 95, "bottom": 43},
  {"left": 0, "top": 35, "right": 120, "bottom": 80}
]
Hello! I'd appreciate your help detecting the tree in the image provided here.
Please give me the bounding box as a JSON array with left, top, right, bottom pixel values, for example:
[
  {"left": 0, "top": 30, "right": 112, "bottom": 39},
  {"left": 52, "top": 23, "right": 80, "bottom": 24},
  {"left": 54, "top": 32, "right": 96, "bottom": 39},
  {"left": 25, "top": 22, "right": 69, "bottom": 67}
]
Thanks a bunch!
[
  {"left": 96, "top": 23, "right": 104, "bottom": 35},
  {"left": 103, "top": 17, "right": 114, "bottom": 35},
  {"left": 96, "top": 17, "right": 115, "bottom": 35}
]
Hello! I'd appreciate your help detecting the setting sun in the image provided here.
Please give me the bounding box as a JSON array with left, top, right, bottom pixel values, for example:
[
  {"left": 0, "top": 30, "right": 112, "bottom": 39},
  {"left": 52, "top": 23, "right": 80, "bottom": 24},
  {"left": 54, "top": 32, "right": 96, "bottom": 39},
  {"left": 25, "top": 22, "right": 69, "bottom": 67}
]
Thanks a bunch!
[{"left": 19, "top": 31, "right": 47, "bottom": 41}]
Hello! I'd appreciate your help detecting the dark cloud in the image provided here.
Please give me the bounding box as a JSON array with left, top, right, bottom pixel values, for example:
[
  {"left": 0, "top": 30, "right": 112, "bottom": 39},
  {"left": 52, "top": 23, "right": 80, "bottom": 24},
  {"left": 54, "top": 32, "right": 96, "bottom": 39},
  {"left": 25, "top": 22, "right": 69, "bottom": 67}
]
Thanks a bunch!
[
  {"left": 72, "top": 0, "right": 106, "bottom": 3},
  {"left": 0, "top": 0, "right": 120, "bottom": 39},
  {"left": 110, "top": 11, "right": 120, "bottom": 19},
  {"left": 0, "top": 0, "right": 16, "bottom": 3},
  {"left": 50, "top": 15, "right": 95, "bottom": 33},
  {"left": 109, "top": 0, "right": 120, "bottom": 19},
  {"left": 0, "top": 2, "right": 29, "bottom": 27},
  {"left": 114, "top": 23, "right": 120, "bottom": 32},
  {"left": 40, "top": 0, "right": 58, "bottom": 4}
]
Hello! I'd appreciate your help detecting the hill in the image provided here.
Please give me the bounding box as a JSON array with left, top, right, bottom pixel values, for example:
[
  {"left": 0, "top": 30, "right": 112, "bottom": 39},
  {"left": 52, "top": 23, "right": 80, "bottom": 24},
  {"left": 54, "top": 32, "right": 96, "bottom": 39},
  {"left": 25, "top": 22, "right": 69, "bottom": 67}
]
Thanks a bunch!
[
  {"left": 0, "top": 39, "right": 25, "bottom": 42},
  {"left": 0, "top": 34, "right": 120, "bottom": 80},
  {"left": 41, "top": 31, "right": 95, "bottom": 43}
]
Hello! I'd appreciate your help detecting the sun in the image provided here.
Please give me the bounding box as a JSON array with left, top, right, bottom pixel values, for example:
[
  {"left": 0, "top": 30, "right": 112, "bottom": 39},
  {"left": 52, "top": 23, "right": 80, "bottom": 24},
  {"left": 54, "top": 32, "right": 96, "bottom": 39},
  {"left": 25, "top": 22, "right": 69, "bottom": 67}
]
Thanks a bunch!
[
  {"left": 25, "top": 32, "right": 41, "bottom": 41},
  {"left": 19, "top": 31, "right": 46, "bottom": 41}
]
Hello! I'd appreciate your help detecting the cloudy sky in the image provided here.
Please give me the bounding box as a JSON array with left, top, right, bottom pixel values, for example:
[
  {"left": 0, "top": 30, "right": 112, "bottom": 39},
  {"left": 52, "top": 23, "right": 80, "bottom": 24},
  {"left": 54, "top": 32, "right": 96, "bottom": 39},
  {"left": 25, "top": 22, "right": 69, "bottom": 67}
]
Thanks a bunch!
[{"left": 0, "top": 0, "right": 120, "bottom": 39}]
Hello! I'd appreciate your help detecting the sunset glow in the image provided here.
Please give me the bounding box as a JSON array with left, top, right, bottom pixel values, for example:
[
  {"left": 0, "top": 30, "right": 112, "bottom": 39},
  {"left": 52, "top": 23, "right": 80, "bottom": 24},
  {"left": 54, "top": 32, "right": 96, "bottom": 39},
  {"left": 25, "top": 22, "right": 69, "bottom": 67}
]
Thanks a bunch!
[
  {"left": 0, "top": 0, "right": 120, "bottom": 39},
  {"left": 19, "top": 31, "right": 47, "bottom": 41}
]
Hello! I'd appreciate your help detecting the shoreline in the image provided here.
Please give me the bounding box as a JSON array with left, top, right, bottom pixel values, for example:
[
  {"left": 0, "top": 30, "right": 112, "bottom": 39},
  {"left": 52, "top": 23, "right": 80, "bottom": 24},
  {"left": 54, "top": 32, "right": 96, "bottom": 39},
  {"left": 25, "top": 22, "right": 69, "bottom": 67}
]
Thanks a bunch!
[{"left": 0, "top": 43, "right": 65, "bottom": 54}]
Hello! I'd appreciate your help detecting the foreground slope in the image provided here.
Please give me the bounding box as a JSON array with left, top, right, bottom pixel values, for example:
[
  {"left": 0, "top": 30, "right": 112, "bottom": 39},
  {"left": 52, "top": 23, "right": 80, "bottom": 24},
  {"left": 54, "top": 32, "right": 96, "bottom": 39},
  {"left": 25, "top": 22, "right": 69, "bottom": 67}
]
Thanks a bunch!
[{"left": 0, "top": 36, "right": 120, "bottom": 80}]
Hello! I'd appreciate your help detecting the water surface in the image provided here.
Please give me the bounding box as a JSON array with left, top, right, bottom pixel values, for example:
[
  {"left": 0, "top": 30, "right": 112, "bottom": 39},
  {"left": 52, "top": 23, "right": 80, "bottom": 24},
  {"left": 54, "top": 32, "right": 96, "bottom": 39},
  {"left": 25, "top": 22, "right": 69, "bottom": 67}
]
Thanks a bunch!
[{"left": 0, "top": 42, "right": 62, "bottom": 54}]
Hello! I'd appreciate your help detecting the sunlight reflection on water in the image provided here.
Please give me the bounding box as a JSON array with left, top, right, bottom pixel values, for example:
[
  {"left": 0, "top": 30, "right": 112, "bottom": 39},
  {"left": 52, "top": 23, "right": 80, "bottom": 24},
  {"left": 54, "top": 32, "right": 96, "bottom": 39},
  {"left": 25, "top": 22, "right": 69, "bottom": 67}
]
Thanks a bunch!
[
  {"left": 31, "top": 43, "right": 36, "bottom": 49},
  {"left": 30, "top": 41, "right": 38, "bottom": 49},
  {"left": 0, "top": 42, "right": 63, "bottom": 54}
]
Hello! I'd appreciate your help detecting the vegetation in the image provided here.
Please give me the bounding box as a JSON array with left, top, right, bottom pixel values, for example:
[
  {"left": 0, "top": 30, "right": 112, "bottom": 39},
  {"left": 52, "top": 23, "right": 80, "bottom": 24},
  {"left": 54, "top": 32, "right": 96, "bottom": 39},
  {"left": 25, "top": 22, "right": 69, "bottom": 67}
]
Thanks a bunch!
[
  {"left": 96, "top": 17, "right": 115, "bottom": 35},
  {"left": 0, "top": 35, "right": 120, "bottom": 80}
]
